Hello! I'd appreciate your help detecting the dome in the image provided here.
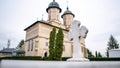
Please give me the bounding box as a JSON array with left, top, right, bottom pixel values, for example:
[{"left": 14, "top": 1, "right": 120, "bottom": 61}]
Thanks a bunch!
[
  {"left": 46, "top": 0, "right": 61, "bottom": 13},
  {"left": 61, "top": 7, "right": 75, "bottom": 18}
]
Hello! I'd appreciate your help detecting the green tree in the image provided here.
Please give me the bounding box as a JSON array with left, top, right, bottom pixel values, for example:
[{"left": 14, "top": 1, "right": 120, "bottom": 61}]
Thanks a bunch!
[
  {"left": 54, "top": 28, "right": 64, "bottom": 60},
  {"left": 17, "top": 40, "right": 24, "bottom": 48},
  {"left": 107, "top": 35, "right": 119, "bottom": 50},
  {"left": 87, "top": 49, "right": 94, "bottom": 58},
  {"left": 98, "top": 52, "right": 102, "bottom": 58},
  {"left": 49, "top": 28, "right": 56, "bottom": 60},
  {"left": 95, "top": 51, "right": 102, "bottom": 58},
  {"left": 95, "top": 51, "right": 98, "bottom": 58},
  {"left": 107, "top": 35, "right": 119, "bottom": 57}
]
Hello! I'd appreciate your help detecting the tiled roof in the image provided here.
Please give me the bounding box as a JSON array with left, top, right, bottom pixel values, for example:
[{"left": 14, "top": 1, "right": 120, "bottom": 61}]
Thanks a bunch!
[
  {"left": 24, "top": 20, "right": 68, "bottom": 31},
  {"left": 0, "top": 48, "right": 15, "bottom": 53}
]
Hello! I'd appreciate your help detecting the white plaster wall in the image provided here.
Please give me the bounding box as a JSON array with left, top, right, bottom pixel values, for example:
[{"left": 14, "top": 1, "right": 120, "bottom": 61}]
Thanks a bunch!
[{"left": 109, "top": 49, "right": 120, "bottom": 58}]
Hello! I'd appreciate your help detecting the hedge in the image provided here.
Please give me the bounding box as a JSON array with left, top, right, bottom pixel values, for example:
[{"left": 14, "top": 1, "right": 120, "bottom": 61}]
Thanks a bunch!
[
  {"left": 88, "top": 57, "right": 120, "bottom": 61},
  {"left": 1, "top": 57, "right": 120, "bottom": 61},
  {"left": 0, "top": 56, "right": 71, "bottom": 61},
  {"left": 0, "top": 56, "right": 42, "bottom": 60}
]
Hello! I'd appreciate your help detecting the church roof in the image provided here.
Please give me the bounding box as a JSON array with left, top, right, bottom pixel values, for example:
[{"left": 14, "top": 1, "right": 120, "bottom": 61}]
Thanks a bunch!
[
  {"left": 46, "top": 0, "right": 62, "bottom": 13},
  {"left": 24, "top": 21, "right": 68, "bottom": 31},
  {"left": 0, "top": 48, "right": 15, "bottom": 53},
  {"left": 24, "top": 20, "right": 47, "bottom": 31},
  {"left": 61, "top": 7, "right": 75, "bottom": 18}
]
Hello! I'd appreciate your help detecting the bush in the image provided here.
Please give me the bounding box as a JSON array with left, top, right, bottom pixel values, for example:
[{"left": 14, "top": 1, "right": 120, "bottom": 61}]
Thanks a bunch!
[
  {"left": 88, "top": 57, "right": 120, "bottom": 61},
  {"left": 42, "top": 57, "right": 49, "bottom": 60},
  {"left": 0, "top": 56, "right": 72, "bottom": 61},
  {"left": 0, "top": 56, "right": 42, "bottom": 60},
  {"left": 2, "top": 57, "right": 120, "bottom": 61},
  {"left": 62, "top": 57, "right": 71, "bottom": 61}
]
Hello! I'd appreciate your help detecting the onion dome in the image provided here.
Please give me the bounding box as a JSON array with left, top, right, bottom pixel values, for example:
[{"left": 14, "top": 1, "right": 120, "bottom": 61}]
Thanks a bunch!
[
  {"left": 46, "top": 0, "right": 62, "bottom": 13},
  {"left": 61, "top": 7, "right": 75, "bottom": 18}
]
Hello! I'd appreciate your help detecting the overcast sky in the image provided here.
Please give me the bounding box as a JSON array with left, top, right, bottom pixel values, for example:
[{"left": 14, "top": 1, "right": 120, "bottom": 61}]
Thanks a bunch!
[{"left": 0, "top": 0, "right": 120, "bottom": 56}]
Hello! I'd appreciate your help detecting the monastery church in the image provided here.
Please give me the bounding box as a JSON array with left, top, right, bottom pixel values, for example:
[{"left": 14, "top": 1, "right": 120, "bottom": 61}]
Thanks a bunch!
[{"left": 24, "top": 0, "right": 88, "bottom": 58}]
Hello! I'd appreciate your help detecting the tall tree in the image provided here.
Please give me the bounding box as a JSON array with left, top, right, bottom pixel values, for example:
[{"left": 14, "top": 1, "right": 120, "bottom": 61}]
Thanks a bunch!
[
  {"left": 87, "top": 49, "right": 94, "bottom": 58},
  {"left": 107, "top": 35, "right": 119, "bottom": 57},
  {"left": 54, "top": 28, "right": 64, "bottom": 60},
  {"left": 95, "top": 51, "right": 102, "bottom": 58},
  {"left": 48, "top": 28, "right": 64, "bottom": 60},
  {"left": 49, "top": 28, "right": 56, "bottom": 60},
  {"left": 17, "top": 40, "right": 24, "bottom": 48},
  {"left": 107, "top": 35, "right": 119, "bottom": 50},
  {"left": 98, "top": 52, "right": 102, "bottom": 58},
  {"left": 95, "top": 51, "right": 98, "bottom": 58}
]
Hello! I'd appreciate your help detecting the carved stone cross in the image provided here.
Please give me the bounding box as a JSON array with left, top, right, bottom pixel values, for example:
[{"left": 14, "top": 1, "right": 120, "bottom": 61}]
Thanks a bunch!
[{"left": 68, "top": 20, "right": 88, "bottom": 58}]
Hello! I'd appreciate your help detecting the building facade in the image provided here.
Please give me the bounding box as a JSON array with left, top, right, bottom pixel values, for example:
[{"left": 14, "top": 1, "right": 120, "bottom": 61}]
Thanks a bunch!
[
  {"left": 0, "top": 40, "right": 25, "bottom": 57},
  {"left": 109, "top": 49, "right": 120, "bottom": 58},
  {"left": 0, "top": 48, "right": 15, "bottom": 57},
  {"left": 24, "top": 0, "right": 88, "bottom": 58}
]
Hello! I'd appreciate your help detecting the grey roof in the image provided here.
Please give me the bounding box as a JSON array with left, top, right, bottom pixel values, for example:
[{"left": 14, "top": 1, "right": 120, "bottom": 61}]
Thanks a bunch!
[
  {"left": 0, "top": 48, "right": 15, "bottom": 53},
  {"left": 24, "top": 21, "right": 69, "bottom": 32},
  {"left": 61, "top": 7, "right": 75, "bottom": 18},
  {"left": 24, "top": 20, "right": 48, "bottom": 31},
  {"left": 46, "top": 0, "right": 61, "bottom": 12}
]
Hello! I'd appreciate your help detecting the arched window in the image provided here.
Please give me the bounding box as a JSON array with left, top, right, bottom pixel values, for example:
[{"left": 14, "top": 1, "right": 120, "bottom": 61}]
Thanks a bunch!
[
  {"left": 63, "top": 45, "right": 65, "bottom": 51},
  {"left": 28, "top": 41, "right": 30, "bottom": 51},
  {"left": 46, "top": 42, "right": 49, "bottom": 46},
  {"left": 31, "top": 40, "right": 33, "bottom": 51}
]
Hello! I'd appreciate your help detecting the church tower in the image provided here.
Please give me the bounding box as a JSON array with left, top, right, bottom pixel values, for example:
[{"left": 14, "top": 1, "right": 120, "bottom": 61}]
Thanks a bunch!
[
  {"left": 61, "top": 7, "right": 75, "bottom": 29},
  {"left": 7, "top": 39, "right": 10, "bottom": 48},
  {"left": 46, "top": 0, "right": 61, "bottom": 22},
  {"left": 24, "top": 0, "right": 88, "bottom": 58}
]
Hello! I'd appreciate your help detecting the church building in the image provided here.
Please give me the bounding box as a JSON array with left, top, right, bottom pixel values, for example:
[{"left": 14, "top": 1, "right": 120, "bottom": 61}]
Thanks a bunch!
[{"left": 24, "top": 0, "right": 88, "bottom": 58}]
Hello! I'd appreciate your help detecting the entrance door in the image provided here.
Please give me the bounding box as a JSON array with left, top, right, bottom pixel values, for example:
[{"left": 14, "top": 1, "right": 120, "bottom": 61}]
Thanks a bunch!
[{"left": 44, "top": 52, "right": 47, "bottom": 57}]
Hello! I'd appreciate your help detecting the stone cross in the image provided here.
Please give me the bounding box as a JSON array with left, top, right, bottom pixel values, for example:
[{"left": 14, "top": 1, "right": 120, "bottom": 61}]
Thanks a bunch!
[{"left": 68, "top": 20, "right": 88, "bottom": 58}]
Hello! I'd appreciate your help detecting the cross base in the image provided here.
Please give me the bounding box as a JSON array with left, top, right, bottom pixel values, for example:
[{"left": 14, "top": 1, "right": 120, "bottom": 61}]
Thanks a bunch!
[{"left": 67, "top": 58, "right": 89, "bottom": 62}]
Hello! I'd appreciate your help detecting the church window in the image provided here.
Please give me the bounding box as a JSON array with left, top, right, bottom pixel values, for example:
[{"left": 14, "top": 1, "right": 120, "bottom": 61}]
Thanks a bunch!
[
  {"left": 35, "top": 49, "right": 37, "bottom": 52},
  {"left": 46, "top": 42, "right": 48, "bottom": 46},
  {"left": 28, "top": 41, "right": 30, "bottom": 51},
  {"left": 63, "top": 45, "right": 65, "bottom": 51},
  {"left": 35, "top": 48, "right": 38, "bottom": 52},
  {"left": 35, "top": 41, "right": 38, "bottom": 48},
  {"left": 31, "top": 40, "right": 33, "bottom": 51}
]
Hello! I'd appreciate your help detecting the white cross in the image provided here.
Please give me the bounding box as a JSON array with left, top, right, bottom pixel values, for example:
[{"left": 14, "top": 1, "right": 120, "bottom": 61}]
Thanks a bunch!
[{"left": 68, "top": 20, "right": 88, "bottom": 58}]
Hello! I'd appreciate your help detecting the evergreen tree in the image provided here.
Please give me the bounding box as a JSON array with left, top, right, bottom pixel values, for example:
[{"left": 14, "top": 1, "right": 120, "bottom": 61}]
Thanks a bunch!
[
  {"left": 49, "top": 28, "right": 56, "bottom": 60},
  {"left": 87, "top": 49, "right": 94, "bottom": 58},
  {"left": 95, "top": 51, "right": 98, "bottom": 58},
  {"left": 95, "top": 51, "right": 102, "bottom": 58},
  {"left": 107, "top": 35, "right": 119, "bottom": 50},
  {"left": 107, "top": 35, "right": 119, "bottom": 57},
  {"left": 48, "top": 28, "right": 64, "bottom": 60},
  {"left": 98, "top": 52, "right": 102, "bottom": 58},
  {"left": 17, "top": 40, "right": 24, "bottom": 48},
  {"left": 55, "top": 28, "right": 64, "bottom": 60}
]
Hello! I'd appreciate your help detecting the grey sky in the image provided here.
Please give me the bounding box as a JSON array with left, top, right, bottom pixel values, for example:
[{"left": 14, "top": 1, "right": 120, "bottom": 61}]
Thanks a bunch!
[{"left": 0, "top": 0, "right": 120, "bottom": 56}]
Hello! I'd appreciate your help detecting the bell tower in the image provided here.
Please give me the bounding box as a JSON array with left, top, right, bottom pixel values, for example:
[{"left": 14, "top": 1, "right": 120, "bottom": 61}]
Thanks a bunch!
[
  {"left": 61, "top": 7, "right": 75, "bottom": 29},
  {"left": 46, "top": 0, "right": 62, "bottom": 22}
]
